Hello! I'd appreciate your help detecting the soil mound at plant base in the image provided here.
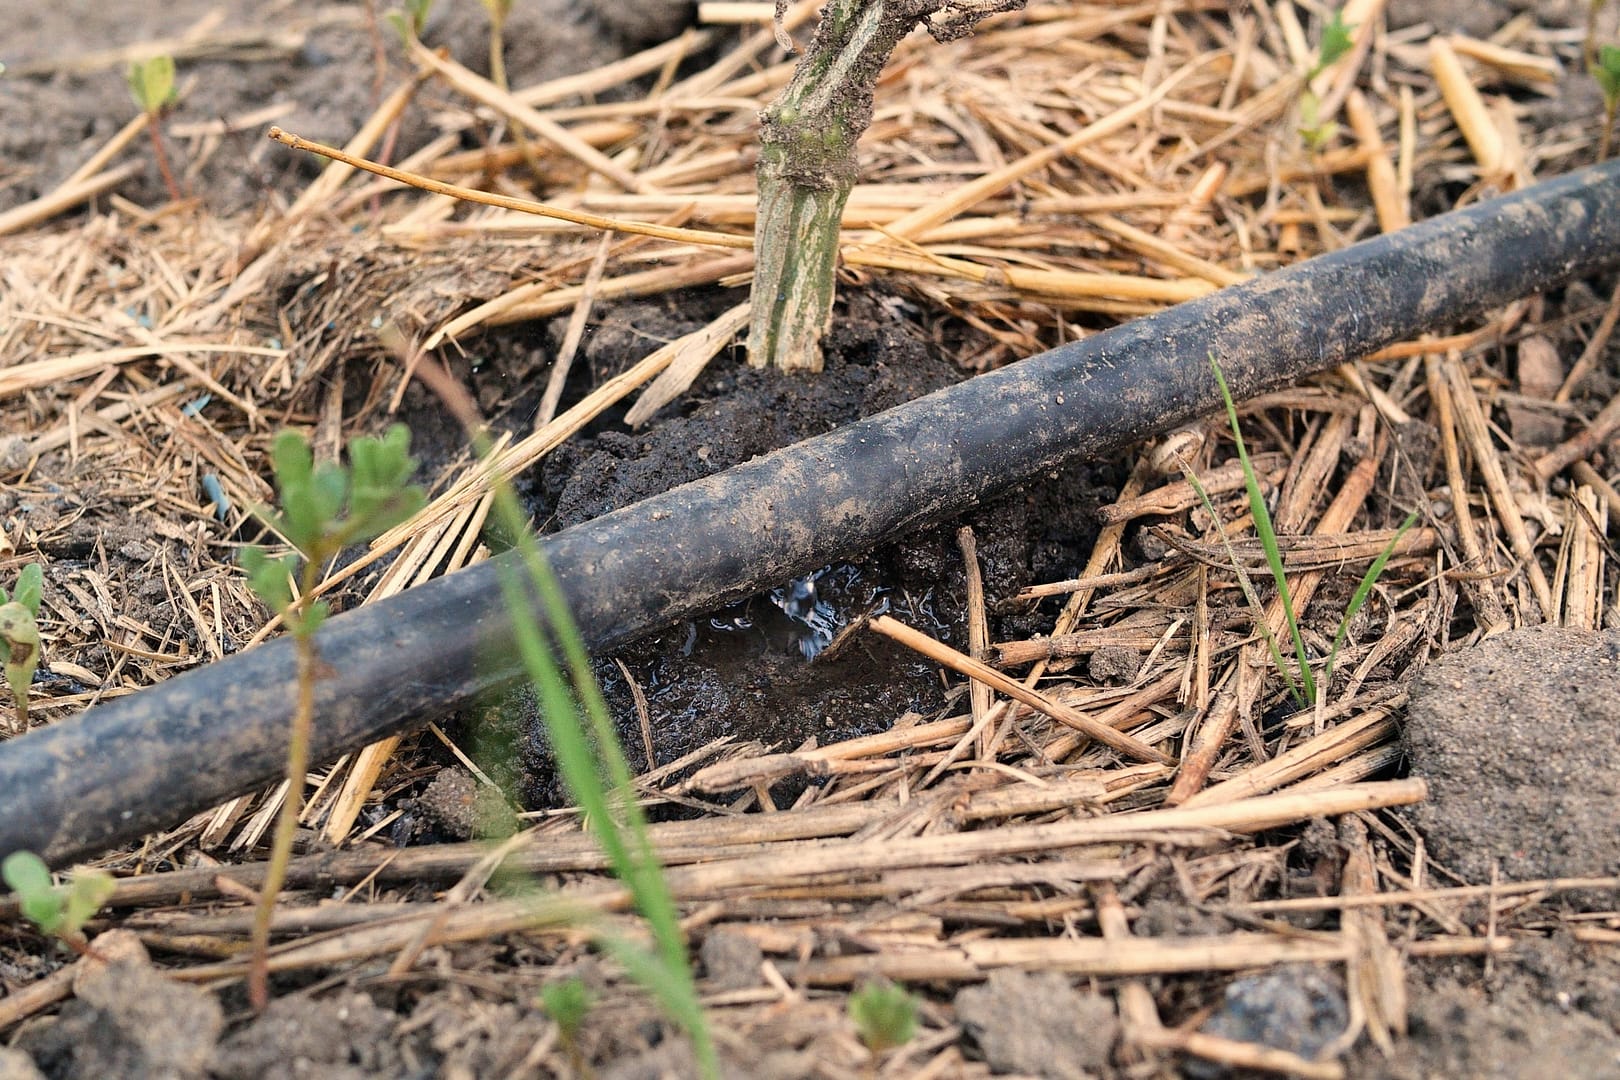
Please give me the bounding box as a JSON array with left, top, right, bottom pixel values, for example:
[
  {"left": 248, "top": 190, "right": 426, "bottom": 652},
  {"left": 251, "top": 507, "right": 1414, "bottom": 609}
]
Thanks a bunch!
[{"left": 1403, "top": 626, "right": 1620, "bottom": 894}]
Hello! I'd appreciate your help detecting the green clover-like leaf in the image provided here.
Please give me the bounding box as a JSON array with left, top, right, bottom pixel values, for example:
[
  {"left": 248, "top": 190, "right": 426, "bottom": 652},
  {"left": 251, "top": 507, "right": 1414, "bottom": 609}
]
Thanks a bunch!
[
  {"left": 11, "top": 564, "right": 42, "bottom": 618},
  {"left": 127, "top": 55, "right": 177, "bottom": 115},
  {"left": 3, "top": 852, "right": 63, "bottom": 935},
  {"left": 241, "top": 546, "right": 297, "bottom": 616},
  {"left": 1314, "top": 10, "right": 1355, "bottom": 77},
  {"left": 61, "top": 870, "right": 116, "bottom": 933},
  {"left": 1597, "top": 45, "right": 1620, "bottom": 105}
]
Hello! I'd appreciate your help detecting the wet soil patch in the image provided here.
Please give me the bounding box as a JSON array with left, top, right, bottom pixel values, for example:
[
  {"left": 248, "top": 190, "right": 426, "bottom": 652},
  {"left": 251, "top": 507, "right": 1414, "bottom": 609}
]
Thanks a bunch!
[{"left": 483, "top": 289, "right": 1123, "bottom": 806}]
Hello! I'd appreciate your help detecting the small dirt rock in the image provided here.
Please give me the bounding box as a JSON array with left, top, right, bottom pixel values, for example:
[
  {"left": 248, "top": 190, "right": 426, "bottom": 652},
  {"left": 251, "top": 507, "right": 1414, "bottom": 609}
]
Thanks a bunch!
[
  {"left": 1403, "top": 626, "right": 1620, "bottom": 897},
  {"left": 1190, "top": 965, "right": 1346, "bottom": 1077},
  {"left": 954, "top": 969, "right": 1116, "bottom": 1079},
  {"left": 210, "top": 992, "right": 403, "bottom": 1079},
  {"left": 20, "top": 955, "right": 223, "bottom": 1080},
  {"left": 699, "top": 928, "right": 763, "bottom": 990}
]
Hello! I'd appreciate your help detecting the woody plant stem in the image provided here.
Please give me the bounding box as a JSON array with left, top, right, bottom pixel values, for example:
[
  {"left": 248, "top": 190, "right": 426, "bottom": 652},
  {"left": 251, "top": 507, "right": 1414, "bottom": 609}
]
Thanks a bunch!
[{"left": 748, "top": 0, "right": 1023, "bottom": 371}]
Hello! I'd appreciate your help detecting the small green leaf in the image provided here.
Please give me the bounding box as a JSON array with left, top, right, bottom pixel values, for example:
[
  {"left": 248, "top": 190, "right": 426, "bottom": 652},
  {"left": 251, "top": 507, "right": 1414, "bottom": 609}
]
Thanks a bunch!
[
  {"left": 12, "top": 564, "right": 42, "bottom": 618},
  {"left": 386, "top": 0, "right": 435, "bottom": 42},
  {"left": 1314, "top": 10, "right": 1355, "bottom": 76},
  {"left": 539, "top": 977, "right": 595, "bottom": 1038},
  {"left": 3, "top": 852, "right": 63, "bottom": 935},
  {"left": 848, "top": 979, "right": 918, "bottom": 1054},
  {"left": 61, "top": 870, "right": 116, "bottom": 933},
  {"left": 127, "top": 55, "right": 177, "bottom": 115},
  {"left": 241, "top": 547, "right": 297, "bottom": 615},
  {"left": 1596, "top": 45, "right": 1620, "bottom": 104},
  {"left": 3, "top": 852, "right": 53, "bottom": 897}
]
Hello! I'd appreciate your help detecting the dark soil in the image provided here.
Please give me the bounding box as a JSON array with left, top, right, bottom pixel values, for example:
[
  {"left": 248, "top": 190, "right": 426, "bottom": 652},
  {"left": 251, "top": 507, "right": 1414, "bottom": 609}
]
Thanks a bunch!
[{"left": 491, "top": 288, "right": 1120, "bottom": 805}]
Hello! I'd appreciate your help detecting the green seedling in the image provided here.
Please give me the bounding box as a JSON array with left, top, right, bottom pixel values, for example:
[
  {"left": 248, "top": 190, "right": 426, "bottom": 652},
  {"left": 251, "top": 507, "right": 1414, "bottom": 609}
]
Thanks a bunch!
[
  {"left": 1178, "top": 459, "right": 1306, "bottom": 705},
  {"left": 127, "top": 55, "right": 184, "bottom": 203},
  {"left": 749, "top": 0, "right": 1024, "bottom": 371},
  {"left": 1298, "top": 9, "right": 1354, "bottom": 153},
  {"left": 1594, "top": 44, "right": 1620, "bottom": 161},
  {"left": 384, "top": 0, "right": 435, "bottom": 44},
  {"left": 2, "top": 851, "right": 115, "bottom": 954},
  {"left": 1206, "top": 356, "right": 1418, "bottom": 705},
  {"left": 540, "top": 976, "right": 595, "bottom": 1074},
  {"left": 1322, "top": 508, "right": 1420, "bottom": 689},
  {"left": 848, "top": 978, "right": 918, "bottom": 1055},
  {"left": 492, "top": 466, "right": 719, "bottom": 1078},
  {"left": 540, "top": 975, "right": 595, "bottom": 1037},
  {"left": 240, "top": 425, "right": 425, "bottom": 1010},
  {"left": 0, "top": 563, "right": 43, "bottom": 733},
  {"left": 1211, "top": 357, "right": 1318, "bottom": 705}
]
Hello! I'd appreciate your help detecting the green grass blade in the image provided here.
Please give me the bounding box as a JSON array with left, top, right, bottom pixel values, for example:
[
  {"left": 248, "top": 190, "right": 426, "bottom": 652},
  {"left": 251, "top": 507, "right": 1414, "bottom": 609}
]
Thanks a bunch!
[
  {"left": 1323, "top": 509, "right": 1420, "bottom": 690},
  {"left": 1182, "top": 468, "right": 1303, "bottom": 702},
  {"left": 1210, "top": 357, "right": 1317, "bottom": 703},
  {"left": 488, "top": 482, "right": 717, "bottom": 1078}
]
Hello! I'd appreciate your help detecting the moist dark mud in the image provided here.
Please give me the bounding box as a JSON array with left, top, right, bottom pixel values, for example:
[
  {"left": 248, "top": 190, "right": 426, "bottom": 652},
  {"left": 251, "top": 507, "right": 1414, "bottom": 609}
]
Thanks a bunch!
[{"left": 481, "top": 288, "right": 1123, "bottom": 806}]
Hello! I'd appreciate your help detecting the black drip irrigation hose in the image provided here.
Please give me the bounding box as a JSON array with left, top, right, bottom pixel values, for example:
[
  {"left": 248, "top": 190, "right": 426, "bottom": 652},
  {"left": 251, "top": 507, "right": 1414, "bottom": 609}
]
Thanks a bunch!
[{"left": 8, "top": 161, "right": 1620, "bottom": 867}]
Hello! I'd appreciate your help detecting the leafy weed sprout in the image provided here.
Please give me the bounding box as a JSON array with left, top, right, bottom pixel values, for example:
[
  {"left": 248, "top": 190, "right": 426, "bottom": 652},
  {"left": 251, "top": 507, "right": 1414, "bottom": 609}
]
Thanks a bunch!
[
  {"left": 848, "top": 978, "right": 919, "bottom": 1056},
  {"left": 0, "top": 563, "right": 43, "bottom": 732},
  {"left": 1199, "top": 356, "right": 1418, "bottom": 705},
  {"left": 1, "top": 851, "right": 115, "bottom": 956},
  {"left": 240, "top": 425, "right": 426, "bottom": 1009},
  {"left": 1594, "top": 44, "right": 1620, "bottom": 161},
  {"left": 127, "top": 55, "right": 183, "bottom": 203},
  {"left": 539, "top": 976, "right": 596, "bottom": 1074},
  {"left": 384, "top": 0, "right": 434, "bottom": 44},
  {"left": 1298, "top": 9, "right": 1354, "bottom": 153}
]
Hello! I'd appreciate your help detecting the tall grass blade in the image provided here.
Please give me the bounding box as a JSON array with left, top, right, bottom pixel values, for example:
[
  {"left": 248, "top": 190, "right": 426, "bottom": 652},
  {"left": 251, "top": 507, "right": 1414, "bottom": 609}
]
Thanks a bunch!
[
  {"left": 1210, "top": 356, "right": 1317, "bottom": 704},
  {"left": 1181, "top": 468, "right": 1304, "bottom": 702},
  {"left": 490, "top": 480, "right": 718, "bottom": 1077}
]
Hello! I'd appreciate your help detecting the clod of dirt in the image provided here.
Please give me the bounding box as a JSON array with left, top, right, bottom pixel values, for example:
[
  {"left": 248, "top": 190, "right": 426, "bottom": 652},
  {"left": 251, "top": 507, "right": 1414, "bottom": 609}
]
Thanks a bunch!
[
  {"left": 415, "top": 766, "right": 489, "bottom": 840},
  {"left": 19, "top": 955, "right": 223, "bottom": 1079},
  {"left": 953, "top": 969, "right": 1117, "bottom": 1079},
  {"left": 1087, "top": 645, "right": 1140, "bottom": 685},
  {"left": 1189, "top": 965, "right": 1346, "bottom": 1077},
  {"left": 699, "top": 928, "right": 763, "bottom": 990},
  {"left": 1363, "top": 963, "right": 1620, "bottom": 1079},
  {"left": 210, "top": 992, "right": 403, "bottom": 1080},
  {"left": 1403, "top": 626, "right": 1620, "bottom": 896},
  {"left": 0, "top": 436, "right": 28, "bottom": 476}
]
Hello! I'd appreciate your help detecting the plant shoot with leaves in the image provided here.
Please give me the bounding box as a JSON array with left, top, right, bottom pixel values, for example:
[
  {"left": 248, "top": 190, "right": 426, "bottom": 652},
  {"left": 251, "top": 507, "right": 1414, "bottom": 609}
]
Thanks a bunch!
[
  {"left": 1299, "top": 9, "right": 1354, "bottom": 153},
  {"left": 0, "top": 563, "right": 43, "bottom": 733},
  {"left": 240, "top": 425, "right": 425, "bottom": 1009},
  {"left": 2, "top": 851, "right": 115, "bottom": 955},
  {"left": 127, "top": 55, "right": 184, "bottom": 202}
]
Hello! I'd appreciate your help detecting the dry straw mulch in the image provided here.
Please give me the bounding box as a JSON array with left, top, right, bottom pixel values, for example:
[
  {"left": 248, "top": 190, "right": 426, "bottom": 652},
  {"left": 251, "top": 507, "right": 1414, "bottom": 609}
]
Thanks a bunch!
[{"left": 3, "top": 0, "right": 1620, "bottom": 1075}]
